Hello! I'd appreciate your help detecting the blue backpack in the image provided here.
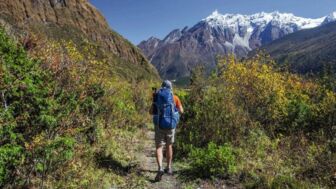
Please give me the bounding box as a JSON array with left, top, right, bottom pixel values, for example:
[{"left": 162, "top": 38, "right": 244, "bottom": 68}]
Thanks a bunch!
[{"left": 153, "top": 87, "right": 180, "bottom": 129}]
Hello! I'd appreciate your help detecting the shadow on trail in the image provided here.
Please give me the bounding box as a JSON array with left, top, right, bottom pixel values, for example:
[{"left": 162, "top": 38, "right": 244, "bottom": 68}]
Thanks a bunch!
[
  {"left": 138, "top": 168, "right": 187, "bottom": 183},
  {"left": 176, "top": 168, "right": 201, "bottom": 182},
  {"left": 138, "top": 169, "right": 184, "bottom": 175},
  {"left": 138, "top": 169, "right": 157, "bottom": 174},
  {"left": 135, "top": 168, "right": 157, "bottom": 183},
  {"left": 177, "top": 168, "right": 241, "bottom": 188},
  {"left": 95, "top": 152, "right": 137, "bottom": 176}
]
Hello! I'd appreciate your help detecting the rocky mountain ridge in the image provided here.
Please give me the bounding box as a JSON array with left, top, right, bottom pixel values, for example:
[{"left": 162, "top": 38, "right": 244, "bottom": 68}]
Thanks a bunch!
[
  {"left": 253, "top": 21, "right": 336, "bottom": 75},
  {"left": 0, "top": 0, "right": 158, "bottom": 79},
  {"left": 139, "top": 10, "right": 336, "bottom": 79}
]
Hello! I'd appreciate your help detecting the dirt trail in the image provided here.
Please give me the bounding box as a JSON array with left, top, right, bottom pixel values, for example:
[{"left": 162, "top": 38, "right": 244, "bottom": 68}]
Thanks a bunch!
[{"left": 138, "top": 128, "right": 182, "bottom": 189}]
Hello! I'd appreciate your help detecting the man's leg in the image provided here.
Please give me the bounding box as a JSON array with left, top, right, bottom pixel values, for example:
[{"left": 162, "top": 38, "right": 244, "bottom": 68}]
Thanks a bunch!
[
  {"left": 165, "top": 129, "right": 175, "bottom": 174},
  {"left": 166, "top": 143, "right": 173, "bottom": 170},
  {"left": 154, "top": 128, "right": 164, "bottom": 181},
  {"left": 156, "top": 145, "right": 163, "bottom": 171}
]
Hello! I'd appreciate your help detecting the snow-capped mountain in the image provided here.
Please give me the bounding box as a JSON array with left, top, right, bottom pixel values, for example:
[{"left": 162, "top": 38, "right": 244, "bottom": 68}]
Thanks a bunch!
[
  {"left": 323, "top": 11, "right": 336, "bottom": 24},
  {"left": 204, "top": 10, "right": 326, "bottom": 50},
  {"left": 205, "top": 10, "right": 324, "bottom": 29},
  {"left": 138, "top": 11, "right": 336, "bottom": 80}
]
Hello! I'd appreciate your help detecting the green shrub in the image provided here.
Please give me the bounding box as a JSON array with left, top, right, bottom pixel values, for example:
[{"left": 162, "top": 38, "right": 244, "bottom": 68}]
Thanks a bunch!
[
  {"left": 243, "top": 174, "right": 269, "bottom": 189},
  {"left": 188, "top": 142, "right": 236, "bottom": 178},
  {"left": 0, "top": 144, "right": 24, "bottom": 185},
  {"left": 0, "top": 28, "right": 102, "bottom": 187},
  {"left": 271, "top": 175, "right": 303, "bottom": 189}
]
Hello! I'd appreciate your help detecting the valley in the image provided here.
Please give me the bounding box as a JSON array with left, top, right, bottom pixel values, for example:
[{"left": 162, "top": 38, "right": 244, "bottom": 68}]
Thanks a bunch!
[{"left": 0, "top": 1, "right": 335, "bottom": 188}]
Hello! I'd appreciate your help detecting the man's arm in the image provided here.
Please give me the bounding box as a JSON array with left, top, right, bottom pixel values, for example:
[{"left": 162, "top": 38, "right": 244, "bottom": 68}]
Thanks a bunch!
[
  {"left": 179, "top": 106, "right": 184, "bottom": 114},
  {"left": 178, "top": 103, "right": 184, "bottom": 114},
  {"left": 174, "top": 95, "right": 184, "bottom": 114}
]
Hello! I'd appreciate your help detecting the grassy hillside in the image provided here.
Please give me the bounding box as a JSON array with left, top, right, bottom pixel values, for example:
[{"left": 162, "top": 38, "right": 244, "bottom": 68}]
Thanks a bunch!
[
  {"left": 0, "top": 28, "right": 157, "bottom": 188},
  {"left": 0, "top": 1, "right": 162, "bottom": 188},
  {"left": 254, "top": 21, "right": 336, "bottom": 76}
]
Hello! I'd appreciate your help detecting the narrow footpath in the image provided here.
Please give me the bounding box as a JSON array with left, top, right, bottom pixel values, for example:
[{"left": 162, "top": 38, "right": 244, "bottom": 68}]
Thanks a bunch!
[{"left": 138, "top": 128, "right": 182, "bottom": 189}]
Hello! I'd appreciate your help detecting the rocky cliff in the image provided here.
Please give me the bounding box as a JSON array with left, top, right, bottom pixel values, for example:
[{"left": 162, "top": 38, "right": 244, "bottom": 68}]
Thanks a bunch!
[{"left": 0, "top": 0, "right": 158, "bottom": 79}]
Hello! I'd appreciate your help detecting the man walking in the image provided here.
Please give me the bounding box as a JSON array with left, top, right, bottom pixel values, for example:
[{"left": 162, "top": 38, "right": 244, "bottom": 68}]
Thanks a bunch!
[{"left": 150, "top": 80, "right": 184, "bottom": 182}]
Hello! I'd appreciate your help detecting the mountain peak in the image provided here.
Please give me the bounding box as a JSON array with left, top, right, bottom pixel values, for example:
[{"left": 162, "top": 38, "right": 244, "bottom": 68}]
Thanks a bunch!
[
  {"left": 203, "top": 10, "right": 325, "bottom": 30},
  {"left": 210, "top": 10, "right": 220, "bottom": 17},
  {"left": 327, "top": 11, "right": 336, "bottom": 20},
  {"left": 321, "top": 11, "right": 336, "bottom": 24},
  {"left": 205, "top": 10, "right": 240, "bottom": 20},
  {"left": 148, "top": 36, "right": 161, "bottom": 41}
]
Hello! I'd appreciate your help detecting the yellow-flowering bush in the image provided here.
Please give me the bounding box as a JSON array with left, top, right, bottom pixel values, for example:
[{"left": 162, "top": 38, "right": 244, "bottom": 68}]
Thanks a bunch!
[{"left": 177, "top": 54, "right": 336, "bottom": 187}]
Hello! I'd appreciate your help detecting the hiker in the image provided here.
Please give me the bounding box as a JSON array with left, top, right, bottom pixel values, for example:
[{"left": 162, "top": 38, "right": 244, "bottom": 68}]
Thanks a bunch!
[{"left": 150, "top": 80, "right": 184, "bottom": 182}]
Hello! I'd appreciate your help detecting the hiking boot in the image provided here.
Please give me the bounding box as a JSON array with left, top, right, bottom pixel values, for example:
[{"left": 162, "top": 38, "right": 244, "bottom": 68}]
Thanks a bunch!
[
  {"left": 164, "top": 167, "right": 173, "bottom": 175},
  {"left": 154, "top": 170, "right": 164, "bottom": 182}
]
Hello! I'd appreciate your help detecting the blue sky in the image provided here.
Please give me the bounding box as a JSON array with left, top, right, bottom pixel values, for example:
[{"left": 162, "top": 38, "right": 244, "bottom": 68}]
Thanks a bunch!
[{"left": 89, "top": 0, "right": 336, "bottom": 45}]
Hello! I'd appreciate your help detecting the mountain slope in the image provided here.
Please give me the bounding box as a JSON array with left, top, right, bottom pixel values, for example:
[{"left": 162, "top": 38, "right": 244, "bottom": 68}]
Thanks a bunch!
[
  {"left": 255, "top": 21, "right": 336, "bottom": 74},
  {"left": 0, "top": 0, "right": 159, "bottom": 80},
  {"left": 139, "top": 10, "right": 335, "bottom": 80},
  {"left": 0, "top": 1, "right": 159, "bottom": 188}
]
